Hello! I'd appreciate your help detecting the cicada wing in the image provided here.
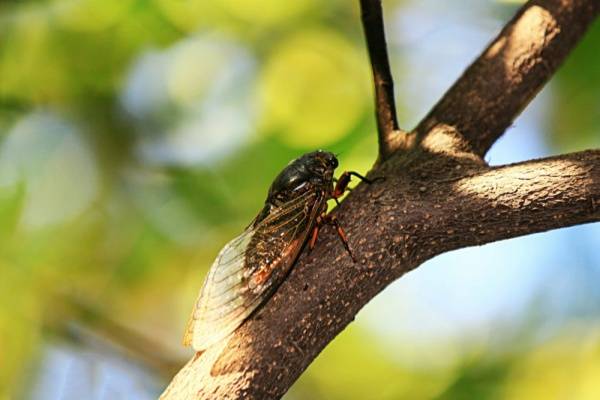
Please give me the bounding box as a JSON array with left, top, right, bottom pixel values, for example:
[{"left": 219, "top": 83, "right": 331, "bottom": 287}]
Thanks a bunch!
[
  {"left": 183, "top": 229, "right": 256, "bottom": 351},
  {"left": 184, "top": 189, "right": 326, "bottom": 351}
]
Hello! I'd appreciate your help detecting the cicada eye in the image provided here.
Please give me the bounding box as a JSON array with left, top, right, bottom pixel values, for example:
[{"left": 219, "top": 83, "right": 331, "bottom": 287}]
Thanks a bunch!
[{"left": 330, "top": 158, "right": 338, "bottom": 168}]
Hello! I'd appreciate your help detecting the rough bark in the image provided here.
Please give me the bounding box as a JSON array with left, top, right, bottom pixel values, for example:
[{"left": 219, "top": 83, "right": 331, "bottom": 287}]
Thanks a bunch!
[
  {"left": 161, "top": 150, "right": 600, "bottom": 399},
  {"left": 160, "top": 0, "right": 600, "bottom": 398},
  {"left": 416, "top": 0, "right": 600, "bottom": 157}
]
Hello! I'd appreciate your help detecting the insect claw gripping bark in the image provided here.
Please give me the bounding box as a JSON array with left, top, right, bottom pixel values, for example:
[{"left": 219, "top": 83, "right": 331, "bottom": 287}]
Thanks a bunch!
[
  {"left": 333, "top": 171, "right": 383, "bottom": 198},
  {"left": 322, "top": 213, "right": 357, "bottom": 263}
]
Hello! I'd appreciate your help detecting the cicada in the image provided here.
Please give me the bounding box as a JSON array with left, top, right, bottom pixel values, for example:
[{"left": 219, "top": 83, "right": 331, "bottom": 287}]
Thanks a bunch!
[{"left": 183, "top": 150, "right": 376, "bottom": 351}]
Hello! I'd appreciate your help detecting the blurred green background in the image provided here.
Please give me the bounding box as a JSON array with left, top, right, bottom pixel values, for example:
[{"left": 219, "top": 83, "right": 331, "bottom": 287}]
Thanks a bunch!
[{"left": 0, "top": 0, "right": 599, "bottom": 399}]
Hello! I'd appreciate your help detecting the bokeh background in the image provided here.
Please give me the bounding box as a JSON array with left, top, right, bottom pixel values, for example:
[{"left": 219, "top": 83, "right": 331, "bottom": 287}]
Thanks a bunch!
[{"left": 1, "top": 0, "right": 599, "bottom": 399}]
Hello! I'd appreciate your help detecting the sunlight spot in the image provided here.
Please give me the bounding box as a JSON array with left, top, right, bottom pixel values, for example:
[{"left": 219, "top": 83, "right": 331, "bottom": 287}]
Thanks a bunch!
[
  {"left": 485, "top": 36, "right": 506, "bottom": 59},
  {"left": 420, "top": 123, "right": 483, "bottom": 162},
  {"left": 503, "top": 6, "right": 557, "bottom": 77},
  {"left": 453, "top": 158, "right": 590, "bottom": 204}
]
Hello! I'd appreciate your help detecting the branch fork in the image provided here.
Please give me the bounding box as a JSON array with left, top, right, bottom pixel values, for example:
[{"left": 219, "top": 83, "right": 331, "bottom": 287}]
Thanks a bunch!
[{"left": 161, "top": 0, "right": 600, "bottom": 398}]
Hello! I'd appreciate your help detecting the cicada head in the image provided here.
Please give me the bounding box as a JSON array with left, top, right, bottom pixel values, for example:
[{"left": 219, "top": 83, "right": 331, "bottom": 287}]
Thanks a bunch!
[{"left": 268, "top": 150, "right": 338, "bottom": 201}]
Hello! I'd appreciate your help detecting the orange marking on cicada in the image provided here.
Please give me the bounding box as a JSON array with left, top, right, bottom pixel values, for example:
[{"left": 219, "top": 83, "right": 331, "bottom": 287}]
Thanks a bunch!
[
  {"left": 333, "top": 172, "right": 352, "bottom": 199},
  {"left": 322, "top": 214, "right": 356, "bottom": 262},
  {"left": 308, "top": 212, "right": 356, "bottom": 262},
  {"left": 332, "top": 171, "right": 382, "bottom": 201},
  {"left": 251, "top": 239, "right": 301, "bottom": 287},
  {"left": 308, "top": 216, "right": 322, "bottom": 250},
  {"left": 252, "top": 267, "right": 271, "bottom": 287},
  {"left": 315, "top": 171, "right": 383, "bottom": 261}
]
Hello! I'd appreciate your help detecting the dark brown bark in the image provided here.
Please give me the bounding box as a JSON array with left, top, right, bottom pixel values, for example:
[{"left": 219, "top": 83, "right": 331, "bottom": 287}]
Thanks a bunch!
[
  {"left": 161, "top": 150, "right": 600, "bottom": 399},
  {"left": 160, "top": 0, "right": 600, "bottom": 398}
]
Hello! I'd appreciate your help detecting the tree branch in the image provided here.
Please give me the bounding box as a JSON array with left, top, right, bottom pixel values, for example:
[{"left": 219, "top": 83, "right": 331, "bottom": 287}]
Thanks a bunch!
[
  {"left": 415, "top": 0, "right": 600, "bottom": 157},
  {"left": 359, "top": 0, "right": 405, "bottom": 159},
  {"left": 429, "top": 150, "right": 600, "bottom": 250},
  {"left": 161, "top": 150, "right": 600, "bottom": 399},
  {"left": 160, "top": 0, "right": 600, "bottom": 398}
]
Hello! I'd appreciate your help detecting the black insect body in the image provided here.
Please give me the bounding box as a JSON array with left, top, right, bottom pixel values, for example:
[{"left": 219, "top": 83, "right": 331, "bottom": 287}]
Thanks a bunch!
[{"left": 183, "top": 150, "right": 376, "bottom": 351}]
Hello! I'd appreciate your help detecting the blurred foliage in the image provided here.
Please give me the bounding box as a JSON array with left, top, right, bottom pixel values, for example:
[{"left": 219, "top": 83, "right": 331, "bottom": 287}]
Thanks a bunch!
[
  {"left": 503, "top": 326, "right": 600, "bottom": 400},
  {"left": 0, "top": 0, "right": 598, "bottom": 399},
  {"left": 550, "top": 22, "right": 600, "bottom": 152},
  {"left": 259, "top": 29, "right": 370, "bottom": 147}
]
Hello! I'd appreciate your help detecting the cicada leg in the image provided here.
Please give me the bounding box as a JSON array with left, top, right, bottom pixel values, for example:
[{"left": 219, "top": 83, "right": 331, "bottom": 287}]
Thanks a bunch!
[
  {"left": 308, "top": 217, "right": 321, "bottom": 250},
  {"left": 322, "top": 214, "right": 356, "bottom": 262},
  {"left": 309, "top": 172, "right": 383, "bottom": 260},
  {"left": 332, "top": 171, "right": 383, "bottom": 202},
  {"left": 308, "top": 213, "right": 356, "bottom": 262}
]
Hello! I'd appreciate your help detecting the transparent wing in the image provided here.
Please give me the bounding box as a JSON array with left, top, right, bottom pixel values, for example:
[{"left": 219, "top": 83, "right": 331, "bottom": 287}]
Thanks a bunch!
[
  {"left": 184, "top": 189, "right": 325, "bottom": 351},
  {"left": 183, "top": 229, "right": 254, "bottom": 350}
]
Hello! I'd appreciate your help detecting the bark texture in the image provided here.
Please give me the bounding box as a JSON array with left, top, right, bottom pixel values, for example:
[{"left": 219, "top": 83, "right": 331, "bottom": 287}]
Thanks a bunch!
[
  {"left": 160, "top": 0, "right": 600, "bottom": 398},
  {"left": 416, "top": 0, "right": 600, "bottom": 156}
]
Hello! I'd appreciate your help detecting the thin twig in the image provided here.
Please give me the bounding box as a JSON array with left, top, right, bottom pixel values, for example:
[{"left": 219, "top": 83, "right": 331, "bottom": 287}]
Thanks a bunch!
[{"left": 359, "top": 0, "right": 403, "bottom": 158}]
